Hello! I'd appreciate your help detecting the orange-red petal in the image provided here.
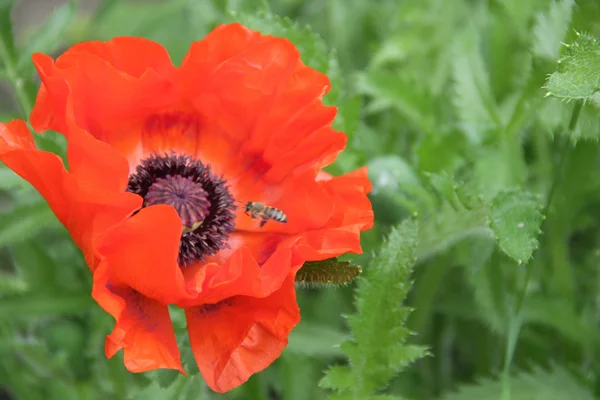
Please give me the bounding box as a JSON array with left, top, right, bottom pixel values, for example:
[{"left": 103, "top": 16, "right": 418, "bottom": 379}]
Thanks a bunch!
[
  {"left": 96, "top": 205, "right": 194, "bottom": 305},
  {"left": 180, "top": 240, "right": 303, "bottom": 309},
  {"left": 59, "top": 37, "right": 175, "bottom": 78},
  {"left": 288, "top": 167, "right": 373, "bottom": 260},
  {"left": 92, "top": 263, "right": 184, "bottom": 374},
  {"left": 31, "top": 45, "right": 179, "bottom": 143},
  {"left": 185, "top": 274, "right": 299, "bottom": 393},
  {"left": 180, "top": 23, "right": 346, "bottom": 194},
  {"left": 0, "top": 120, "right": 141, "bottom": 270}
]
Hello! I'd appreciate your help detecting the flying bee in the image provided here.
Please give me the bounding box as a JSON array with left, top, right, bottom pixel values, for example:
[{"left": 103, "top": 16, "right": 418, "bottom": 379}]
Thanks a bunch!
[{"left": 243, "top": 201, "right": 288, "bottom": 228}]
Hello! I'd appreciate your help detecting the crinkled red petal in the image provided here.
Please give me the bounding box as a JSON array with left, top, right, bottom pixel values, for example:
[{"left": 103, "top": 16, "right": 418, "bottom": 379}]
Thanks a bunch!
[
  {"left": 31, "top": 49, "right": 179, "bottom": 147},
  {"left": 0, "top": 120, "right": 141, "bottom": 270},
  {"left": 185, "top": 273, "right": 299, "bottom": 393},
  {"left": 96, "top": 205, "right": 195, "bottom": 305},
  {"left": 179, "top": 240, "right": 303, "bottom": 309},
  {"left": 92, "top": 263, "right": 184, "bottom": 374}
]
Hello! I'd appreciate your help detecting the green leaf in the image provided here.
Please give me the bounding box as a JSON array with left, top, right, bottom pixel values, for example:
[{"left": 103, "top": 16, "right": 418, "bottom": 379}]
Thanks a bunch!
[
  {"left": 417, "top": 203, "right": 493, "bottom": 263},
  {"left": 16, "top": 1, "right": 76, "bottom": 73},
  {"left": 440, "top": 365, "right": 594, "bottom": 400},
  {"left": 490, "top": 190, "right": 544, "bottom": 264},
  {"left": 452, "top": 24, "right": 501, "bottom": 143},
  {"left": 545, "top": 32, "right": 600, "bottom": 105},
  {"left": 533, "top": 0, "right": 575, "bottom": 60},
  {"left": 319, "top": 365, "right": 354, "bottom": 390},
  {"left": 296, "top": 258, "right": 361, "bottom": 286},
  {"left": 321, "top": 219, "right": 427, "bottom": 397}
]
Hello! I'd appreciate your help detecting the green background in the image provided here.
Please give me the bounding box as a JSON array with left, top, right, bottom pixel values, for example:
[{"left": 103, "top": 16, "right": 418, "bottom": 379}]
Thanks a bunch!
[{"left": 2, "top": 0, "right": 600, "bottom": 399}]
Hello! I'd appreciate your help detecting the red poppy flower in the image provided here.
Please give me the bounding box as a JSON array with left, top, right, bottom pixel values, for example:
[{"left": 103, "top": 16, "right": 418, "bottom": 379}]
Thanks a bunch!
[{"left": 0, "top": 23, "right": 373, "bottom": 392}]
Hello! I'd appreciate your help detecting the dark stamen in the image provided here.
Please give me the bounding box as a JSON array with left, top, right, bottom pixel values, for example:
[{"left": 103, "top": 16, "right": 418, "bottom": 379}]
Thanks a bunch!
[{"left": 127, "top": 153, "right": 236, "bottom": 266}]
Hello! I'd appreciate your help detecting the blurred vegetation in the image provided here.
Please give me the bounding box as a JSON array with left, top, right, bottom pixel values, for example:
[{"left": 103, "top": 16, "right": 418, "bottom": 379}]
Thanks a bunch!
[{"left": 2, "top": 0, "right": 600, "bottom": 399}]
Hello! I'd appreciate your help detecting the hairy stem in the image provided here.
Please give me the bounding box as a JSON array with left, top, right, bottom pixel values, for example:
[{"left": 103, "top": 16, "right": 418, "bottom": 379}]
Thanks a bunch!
[{"left": 500, "top": 100, "right": 582, "bottom": 400}]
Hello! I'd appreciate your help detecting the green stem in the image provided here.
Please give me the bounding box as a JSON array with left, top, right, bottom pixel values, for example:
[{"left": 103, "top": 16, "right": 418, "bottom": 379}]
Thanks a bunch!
[
  {"left": 544, "top": 102, "right": 581, "bottom": 212},
  {"left": 0, "top": 36, "right": 33, "bottom": 117},
  {"left": 499, "top": 101, "right": 582, "bottom": 400}
]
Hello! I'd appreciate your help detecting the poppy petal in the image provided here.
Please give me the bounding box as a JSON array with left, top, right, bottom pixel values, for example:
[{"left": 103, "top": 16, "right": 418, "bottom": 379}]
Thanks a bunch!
[
  {"left": 233, "top": 170, "right": 334, "bottom": 233},
  {"left": 92, "top": 264, "right": 184, "bottom": 374},
  {"left": 60, "top": 36, "right": 175, "bottom": 78},
  {"left": 0, "top": 120, "right": 141, "bottom": 270},
  {"left": 31, "top": 49, "right": 179, "bottom": 149},
  {"left": 291, "top": 167, "right": 373, "bottom": 260},
  {"left": 318, "top": 166, "right": 374, "bottom": 230},
  {"left": 181, "top": 239, "right": 302, "bottom": 309},
  {"left": 180, "top": 23, "right": 346, "bottom": 190},
  {"left": 185, "top": 274, "right": 299, "bottom": 393},
  {"left": 96, "top": 205, "right": 194, "bottom": 305}
]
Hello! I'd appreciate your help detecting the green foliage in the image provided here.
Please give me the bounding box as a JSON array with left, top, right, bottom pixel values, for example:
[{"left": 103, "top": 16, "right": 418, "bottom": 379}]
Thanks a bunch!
[
  {"left": 533, "top": 0, "right": 576, "bottom": 60},
  {"left": 2, "top": 0, "right": 600, "bottom": 399},
  {"left": 545, "top": 32, "right": 600, "bottom": 105},
  {"left": 490, "top": 191, "right": 544, "bottom": 264},
  {"left": 131, "top": 375, "right": 208, "bottom": 400},
  {"left": 321, "top": 219, "right": 427, "bottom": 399},
  {"left": 441, "top": 365, "right": 594, "bottom": 400},
  {"left": 16, "top": 1, "right": 76, "bottom": 74},
  {"left": 452, "top": 23, "right": 501, "bottom": 142}
]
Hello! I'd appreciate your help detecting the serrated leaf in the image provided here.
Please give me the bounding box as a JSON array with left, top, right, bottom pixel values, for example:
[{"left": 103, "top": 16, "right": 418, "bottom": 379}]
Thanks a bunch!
[
  {"left": 440, "top": 365, "right": 594, "bottom": 400},
  {"left": 319, "top": 365, "right": 354, "bottom": 390},
  {"left": 417, "top": 203, "right": 493, "bottom": 263},
  {"left": 533, "top": 0, "right": 575, "bottom": 60},
  {"left": 545, "top": 33, "right": 600, "bottom": 104},
  {"left": 296, "top": 258, "right": 361, "bottom": 285},
  {"left": 452, "top": 25, "right": 501, "bottom": 143},
  {"left": 490, "top": 190, "right": 544, "bottom": 263},
  {"left": 324, "top": 219, "right": 427, "bottom": 397}
]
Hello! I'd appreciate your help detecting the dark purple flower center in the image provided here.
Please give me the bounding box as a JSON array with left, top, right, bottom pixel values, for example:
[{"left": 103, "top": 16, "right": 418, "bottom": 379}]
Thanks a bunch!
[{"left": 127, "top": 153, "right": 236, "bottom": 266}]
